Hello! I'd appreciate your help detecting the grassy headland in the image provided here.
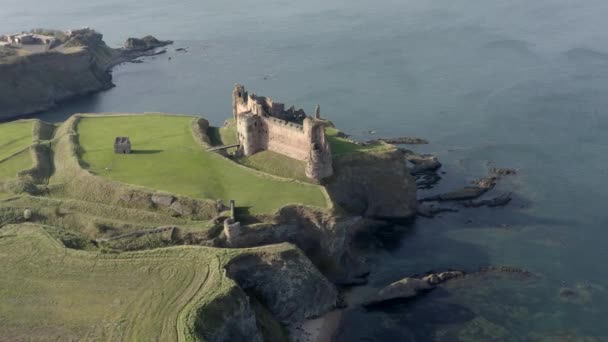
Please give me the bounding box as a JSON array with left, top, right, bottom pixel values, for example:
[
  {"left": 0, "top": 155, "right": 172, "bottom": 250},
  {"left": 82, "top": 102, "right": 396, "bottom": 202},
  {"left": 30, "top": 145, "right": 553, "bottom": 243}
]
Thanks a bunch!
[
  {"left": 76, "top": 114, "right": 327, "bottom": 214},
  {"left": 0, "top": 224, "right": 293, "bottom": 341},
  {"left": 325, "top": 126, "right": 388, "bottom": 156}
]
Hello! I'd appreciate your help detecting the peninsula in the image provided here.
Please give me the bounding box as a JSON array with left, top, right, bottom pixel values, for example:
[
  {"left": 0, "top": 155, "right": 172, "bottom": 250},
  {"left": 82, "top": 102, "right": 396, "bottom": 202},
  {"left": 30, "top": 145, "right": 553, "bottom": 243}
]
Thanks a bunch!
[
  {"left": 0, "top": 83, "right": 418, "bottom": 341},
  {"left": 0, "top": 28, "right": 172, "bottom": 120}
]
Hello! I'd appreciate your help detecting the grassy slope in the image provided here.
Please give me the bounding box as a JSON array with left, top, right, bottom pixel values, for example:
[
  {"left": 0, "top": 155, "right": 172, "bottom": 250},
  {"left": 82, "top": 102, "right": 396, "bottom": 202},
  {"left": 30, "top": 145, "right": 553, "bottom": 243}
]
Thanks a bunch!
[
  {"left": 0, "top": 121, "right": 34, "bottom": 197},
  {"left": 237, "top": 151, "right": 310, "bottom": 183},
  {"left": 0, "top": 150, "right": 31, "bottom": 181},
  {"left": 0, "top": 224, "right": 235, "bottom": 341},
  {"left": 325, "top": 126, "right": 388, "bottom": 156},
  {"left": 0, "top": 120, "right": 33, "bottom": 161},
  {"left": 77, "top": 115, "right": 327, "bottom": 214},
  {"left": 214, "top": 120, "right": 311, "bottom": 183}
]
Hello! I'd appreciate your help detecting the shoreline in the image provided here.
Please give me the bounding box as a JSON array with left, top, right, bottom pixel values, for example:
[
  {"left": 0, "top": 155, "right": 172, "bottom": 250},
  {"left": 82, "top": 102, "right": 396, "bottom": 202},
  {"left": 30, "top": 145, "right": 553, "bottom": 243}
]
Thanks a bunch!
[{"left": 293, "top": 309, "right": 343, "bottom": 342}]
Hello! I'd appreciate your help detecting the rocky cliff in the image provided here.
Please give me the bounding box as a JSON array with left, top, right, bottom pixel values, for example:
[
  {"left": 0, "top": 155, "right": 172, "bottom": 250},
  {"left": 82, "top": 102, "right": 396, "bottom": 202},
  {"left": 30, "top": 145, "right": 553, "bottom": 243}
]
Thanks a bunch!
[
  {"left": 0, "top": 29, "right": 171, "bottom": 121},
  {"left": 326, "top": 148, "right": 418, "bottom": 221},
  {"left": 225, "top": 245, "right": 338, "bottom": 324},
  {"left": 0, "top": 49, "right": 113, "bottom": 119}
]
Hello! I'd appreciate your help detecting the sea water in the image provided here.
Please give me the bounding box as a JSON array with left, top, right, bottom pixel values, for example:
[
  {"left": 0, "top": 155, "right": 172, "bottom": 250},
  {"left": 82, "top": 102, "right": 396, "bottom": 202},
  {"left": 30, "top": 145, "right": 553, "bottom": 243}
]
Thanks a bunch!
[{"left": 2, "top": 0, "right": 608, "bottom": 339}]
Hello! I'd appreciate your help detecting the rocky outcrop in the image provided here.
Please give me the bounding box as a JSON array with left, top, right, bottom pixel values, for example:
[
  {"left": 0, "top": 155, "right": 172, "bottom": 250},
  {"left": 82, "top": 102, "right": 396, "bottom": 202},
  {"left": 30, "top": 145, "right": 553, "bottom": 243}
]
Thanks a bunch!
[
  {"left": 326, "top": 149, "right": 418, "bottom": 220},
  {"left": 124, "top": 36, "right": 172, "bottom": 50},
  {"left": 224, "top": 205, "right": 374, "bottom": 285},
  {"left": 225, "top": 245, "right": 338, "bottom": 323}
]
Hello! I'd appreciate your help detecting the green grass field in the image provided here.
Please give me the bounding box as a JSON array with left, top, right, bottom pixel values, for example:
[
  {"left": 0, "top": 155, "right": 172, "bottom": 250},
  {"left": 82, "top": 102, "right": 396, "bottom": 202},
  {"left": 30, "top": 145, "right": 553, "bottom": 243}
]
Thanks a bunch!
[
  {"left": 0, "top": 121, "right": 34, "bottom": 198},
  {"left": 0, "top": 224, "right": 245, "bottom": 341},
  {"left": 77, "top": 115, "right": 327, "bottom": 214},
  {"left": 237, "top": 150, "right": 310, "bottom": 183},
  {"left": 0, "top": 149, "right": 32, "bottom": 181},
  {"left": 0, "top": 120, "right": 33, "bottom": 160},
  {"left": 325, "top": 126, "right": 387, "bottom": 156}
]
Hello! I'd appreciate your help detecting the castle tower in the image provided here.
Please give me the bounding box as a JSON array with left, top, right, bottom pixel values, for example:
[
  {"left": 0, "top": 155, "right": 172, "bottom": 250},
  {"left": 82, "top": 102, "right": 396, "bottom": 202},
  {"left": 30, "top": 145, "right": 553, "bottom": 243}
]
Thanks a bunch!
[
  {"left": 304, "top": 118, "right": 333, "bottom": 181},
  {"left": 232, "top": 84, "right": 247, "bottom": 121},
  {"left": 314, "top": 105, "right": 321, "bottom": 119}
]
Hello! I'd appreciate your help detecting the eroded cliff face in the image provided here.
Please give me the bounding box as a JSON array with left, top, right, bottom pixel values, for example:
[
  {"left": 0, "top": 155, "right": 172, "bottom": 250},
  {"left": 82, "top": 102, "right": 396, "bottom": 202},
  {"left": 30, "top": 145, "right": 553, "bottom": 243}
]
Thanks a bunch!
[
  {"left": 0, "top": 29, "right": 171, "bottom": 121},
  {"left": 194, "top": 286, "right": 263, "bottom": 342},
  {"left": 326, "top": 149, "right": 418, "bottom": 221},
  {"left": 0, "top": 49, "right": 113, "bottom": 119},
  {"left": 224, "top": 205, "right": 376, "bottom": 285},
  {"left": 225, "top": 246, "right": 338, "bottom": 324}
]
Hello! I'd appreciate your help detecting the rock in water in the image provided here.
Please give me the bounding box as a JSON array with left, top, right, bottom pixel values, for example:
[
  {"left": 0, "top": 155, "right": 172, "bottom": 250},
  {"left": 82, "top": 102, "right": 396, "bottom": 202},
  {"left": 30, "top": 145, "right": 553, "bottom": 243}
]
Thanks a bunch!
[
  {"left": 490, "top": 167, "right": 517, "bottom": 176},
  {"left": 124, "top": 36, "right": 172, "bottom": 50},
  {"left": 362, "top": 278, "right": 434, "bottom": 307}
]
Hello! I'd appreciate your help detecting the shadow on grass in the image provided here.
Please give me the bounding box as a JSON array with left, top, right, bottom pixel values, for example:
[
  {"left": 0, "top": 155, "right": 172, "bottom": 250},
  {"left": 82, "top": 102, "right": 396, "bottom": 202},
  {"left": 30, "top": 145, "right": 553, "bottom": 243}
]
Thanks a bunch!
[
  {"left": 235, "top": 206, "right": 262, "bottom": 224},
  {"left": 130, "top": 150, "right": 163, "bottom": 154},
  {"left": 207, "top": 127, "right": 223, "bottom": 146}
]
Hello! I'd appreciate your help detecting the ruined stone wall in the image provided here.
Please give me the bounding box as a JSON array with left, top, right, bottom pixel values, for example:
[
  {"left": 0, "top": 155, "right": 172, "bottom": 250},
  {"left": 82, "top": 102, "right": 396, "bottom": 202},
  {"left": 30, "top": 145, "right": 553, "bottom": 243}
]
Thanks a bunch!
[{"left": 265, "top": 117, "right": 310, "bottom": 160}]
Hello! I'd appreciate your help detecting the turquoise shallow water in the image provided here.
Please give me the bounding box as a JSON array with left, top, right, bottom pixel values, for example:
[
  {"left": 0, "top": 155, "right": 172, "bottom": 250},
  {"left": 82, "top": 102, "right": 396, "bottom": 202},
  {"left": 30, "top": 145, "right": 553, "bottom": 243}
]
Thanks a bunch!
[{"left": 3, "top": 0, "right": 608, "bottom": 340}]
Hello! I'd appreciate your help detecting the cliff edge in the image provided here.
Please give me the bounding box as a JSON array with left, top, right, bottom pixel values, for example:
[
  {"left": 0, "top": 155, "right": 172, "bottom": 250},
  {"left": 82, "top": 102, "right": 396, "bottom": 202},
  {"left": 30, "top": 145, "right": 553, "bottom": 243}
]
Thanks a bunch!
[{"left": 326, "top": 148, "right": 418, "bottom": 220}]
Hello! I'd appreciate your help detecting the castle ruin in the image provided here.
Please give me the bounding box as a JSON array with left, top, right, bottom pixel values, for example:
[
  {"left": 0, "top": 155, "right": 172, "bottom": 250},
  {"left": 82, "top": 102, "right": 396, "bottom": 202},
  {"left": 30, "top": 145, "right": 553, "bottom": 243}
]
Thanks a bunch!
[{"left": 232, "top": 85, "right": 333, "bottom": 181}]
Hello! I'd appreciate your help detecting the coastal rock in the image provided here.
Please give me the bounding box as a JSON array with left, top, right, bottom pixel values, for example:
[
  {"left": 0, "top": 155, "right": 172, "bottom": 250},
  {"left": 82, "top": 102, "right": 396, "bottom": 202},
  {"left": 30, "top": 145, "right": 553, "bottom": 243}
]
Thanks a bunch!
[
  {"left": 225, "top": 246, "right": 338, "bottom": 323},
  {"left": 421, "top": 176, "right": 497, "bottom": 202},
  {"left": 224, "top": 205, "right": 372, "bottom": 286},
  {"left": 463, "top": 193, "right": 512, "bottom": 208},
  {"left": 362, "top": 278, "right": 433, "bottom": 307},
  {"left": 417, "top": 203, "right": 458, "bottom": 218},
  {"left": 402, "top": 149, "right": 442, "bottom": 175},
  {"left": 124, "top": 35, "right": 172, "bottom": 50},
  {"left": 416, "top": 173, "right": 442, "bottom": 190}
]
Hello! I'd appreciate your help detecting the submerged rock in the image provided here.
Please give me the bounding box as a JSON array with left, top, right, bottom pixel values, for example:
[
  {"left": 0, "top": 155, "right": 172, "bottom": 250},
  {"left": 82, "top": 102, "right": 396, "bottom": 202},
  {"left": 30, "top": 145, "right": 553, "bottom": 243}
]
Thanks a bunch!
[
  {"left": 371, "top": 137, "right": 429, "bottom": 145},
  {"left": 420, "top": 176, "right": 497, "bottom": 202},
  {"left": 463, "top": 193, "right": 512, "bottom": 208},
  {"left": 490, "top": 167, "right": 517, "bottom": 176},
  {"left": 559, "top": 287, "right": 577, "bottom": 299},
  {"left": 362, "top": 278, "right": 433, "bottom": 307},
  {"left": 363, "top": 270, "right": 465, "bottom": 307},
  {"left": 416, "top": 173, "right": 442, "bottom": 189},
  {"left": 417, "top": 203, "right": 458, "bottom": 218}
]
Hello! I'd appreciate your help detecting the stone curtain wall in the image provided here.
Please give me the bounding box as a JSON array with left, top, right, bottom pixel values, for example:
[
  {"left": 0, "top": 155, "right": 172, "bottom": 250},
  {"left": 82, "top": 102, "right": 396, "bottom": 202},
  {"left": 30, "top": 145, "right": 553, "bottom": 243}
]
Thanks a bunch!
[{"left": 265, "top": 117, "right": 309, "bottom": 161}]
